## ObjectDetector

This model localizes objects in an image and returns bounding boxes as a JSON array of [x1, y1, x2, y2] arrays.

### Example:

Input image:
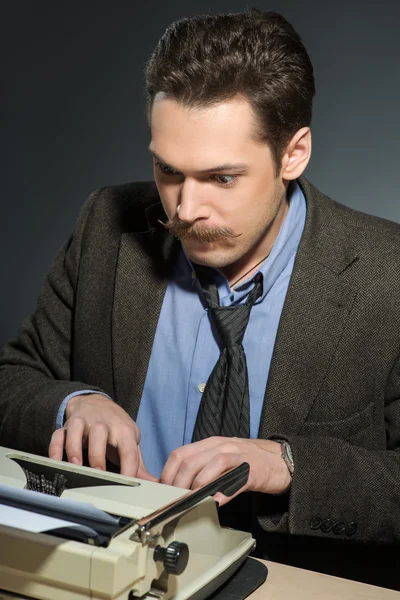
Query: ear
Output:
[[280, 127, 312, 181]]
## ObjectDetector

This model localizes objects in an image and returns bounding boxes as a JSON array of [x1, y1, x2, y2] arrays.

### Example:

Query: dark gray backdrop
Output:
[[2, 0, 400, 346]]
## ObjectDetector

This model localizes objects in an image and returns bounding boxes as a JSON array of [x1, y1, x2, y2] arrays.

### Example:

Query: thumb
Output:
[[214, 487, 244, 507], [137, 466, 159, 482], [137, 446, 159, 482]]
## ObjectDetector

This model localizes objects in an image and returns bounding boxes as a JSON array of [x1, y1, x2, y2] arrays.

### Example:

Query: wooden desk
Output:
[[250, 560, 399, 599]]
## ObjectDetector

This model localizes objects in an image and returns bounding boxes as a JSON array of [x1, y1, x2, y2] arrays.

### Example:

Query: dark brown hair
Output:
[[145, 9, 315, 173]]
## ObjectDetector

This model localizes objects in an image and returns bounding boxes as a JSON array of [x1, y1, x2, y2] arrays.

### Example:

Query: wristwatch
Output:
[[275, 439, 294, 476]]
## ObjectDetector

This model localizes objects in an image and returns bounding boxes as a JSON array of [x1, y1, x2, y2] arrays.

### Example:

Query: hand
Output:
[[160, 437, 291, 505], [48, 393, 157, 480]]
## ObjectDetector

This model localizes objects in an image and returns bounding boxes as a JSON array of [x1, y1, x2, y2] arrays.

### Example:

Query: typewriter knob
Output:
[[154, 541, 189, 575]]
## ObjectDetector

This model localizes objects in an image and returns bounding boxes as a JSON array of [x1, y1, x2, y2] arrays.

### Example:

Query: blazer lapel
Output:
[[112, 202, 179, 420], [259, 178, 359, 438]]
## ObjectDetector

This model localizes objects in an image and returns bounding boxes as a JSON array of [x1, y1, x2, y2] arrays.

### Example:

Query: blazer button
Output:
[[309, 517, 322, 530], [332, 521, 346, 535], [345, 522, 357, 536], [320, 519, 333, 533]]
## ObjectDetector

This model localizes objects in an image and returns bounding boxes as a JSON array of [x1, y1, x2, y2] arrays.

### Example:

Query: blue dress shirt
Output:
[[58, 182, 306, 479]]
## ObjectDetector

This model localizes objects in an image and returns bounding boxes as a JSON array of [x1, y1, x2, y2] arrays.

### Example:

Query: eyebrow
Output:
[[148, 148, 249, 174]]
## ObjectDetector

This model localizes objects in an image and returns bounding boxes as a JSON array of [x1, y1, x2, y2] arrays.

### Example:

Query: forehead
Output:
[[150, 95, 264, 165]]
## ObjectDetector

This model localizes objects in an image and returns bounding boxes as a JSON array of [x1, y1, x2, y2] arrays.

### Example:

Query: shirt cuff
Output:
[[55, 390, 112, 429]]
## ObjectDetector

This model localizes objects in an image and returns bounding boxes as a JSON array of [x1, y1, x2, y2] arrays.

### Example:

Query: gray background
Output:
[[1, 0, 399, 346]]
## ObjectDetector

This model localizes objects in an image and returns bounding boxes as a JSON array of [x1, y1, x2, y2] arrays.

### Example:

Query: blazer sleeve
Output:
[[0, 188, 108, 456], [257, 357, 400, 543]]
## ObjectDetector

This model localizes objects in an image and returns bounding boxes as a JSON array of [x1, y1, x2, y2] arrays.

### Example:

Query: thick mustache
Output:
[[160, 214, 240, 242]]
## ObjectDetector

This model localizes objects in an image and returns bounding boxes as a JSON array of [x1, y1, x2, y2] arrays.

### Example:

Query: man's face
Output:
[[149, 95, 289, 273]]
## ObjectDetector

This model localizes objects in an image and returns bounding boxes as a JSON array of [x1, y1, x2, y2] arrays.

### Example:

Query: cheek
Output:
[[216, 191, 268, 231]]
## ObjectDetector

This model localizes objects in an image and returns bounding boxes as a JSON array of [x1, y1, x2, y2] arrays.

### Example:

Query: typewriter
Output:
[[0, 445, 262, 599]]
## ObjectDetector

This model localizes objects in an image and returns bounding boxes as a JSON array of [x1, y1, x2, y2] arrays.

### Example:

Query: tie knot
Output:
[[195, 267, 263, 347], [210, 305, 251, 347], [205, 276, 263, 348]]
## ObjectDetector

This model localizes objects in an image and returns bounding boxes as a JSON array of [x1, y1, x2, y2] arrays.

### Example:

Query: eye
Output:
[[213, 174, 237, 187], [155, 161, 180, 176]]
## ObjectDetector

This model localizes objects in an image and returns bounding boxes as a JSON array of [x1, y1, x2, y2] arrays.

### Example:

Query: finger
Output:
[[87, 422, 109, 470], [165, 451, 210, 489], [161, 437, 226, 486], [48, 428, 66, 461], [214, 492, 223, 506], [160, 446, 187, 486], [117, 433, 141, 478], [64, 417, 87, 465], [136, 465, 159, 482], [162, 445, 229, 489], [213, 488, 243, 507], [136, 446, 159, 482], [191, 452, 241, 491]]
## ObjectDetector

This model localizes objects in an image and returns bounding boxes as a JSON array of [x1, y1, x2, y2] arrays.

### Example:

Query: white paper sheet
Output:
[[0, 503, 98, 538], [0, 482, 120, 540]]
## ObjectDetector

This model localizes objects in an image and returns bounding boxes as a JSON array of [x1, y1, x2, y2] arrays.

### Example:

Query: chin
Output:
[[183, 241, 238, 269]]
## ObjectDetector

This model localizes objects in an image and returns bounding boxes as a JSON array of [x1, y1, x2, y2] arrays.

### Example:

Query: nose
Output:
[[177, 179, 210, 223]]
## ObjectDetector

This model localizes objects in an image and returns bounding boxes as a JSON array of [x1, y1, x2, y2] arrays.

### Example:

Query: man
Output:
[[1, 9, 400, 589]]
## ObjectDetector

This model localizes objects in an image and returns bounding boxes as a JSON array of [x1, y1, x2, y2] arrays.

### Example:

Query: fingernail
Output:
[[71, 457, 80, 465]]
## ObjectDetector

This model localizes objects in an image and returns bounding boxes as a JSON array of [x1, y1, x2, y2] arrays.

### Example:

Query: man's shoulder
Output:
[[97, 181, 160, 205], [81, 181, 162, 234], [299, 177, 400, 253]]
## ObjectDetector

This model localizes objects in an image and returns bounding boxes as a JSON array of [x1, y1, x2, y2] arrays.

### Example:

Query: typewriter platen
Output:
[[0, 445, 257, 600]]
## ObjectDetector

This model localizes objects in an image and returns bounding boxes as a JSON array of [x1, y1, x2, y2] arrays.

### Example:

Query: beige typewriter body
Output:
[[0, 446, 255, 600]]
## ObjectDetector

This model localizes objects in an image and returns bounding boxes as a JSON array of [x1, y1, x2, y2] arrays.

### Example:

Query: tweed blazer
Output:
[[1, 176, 400, 587]]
